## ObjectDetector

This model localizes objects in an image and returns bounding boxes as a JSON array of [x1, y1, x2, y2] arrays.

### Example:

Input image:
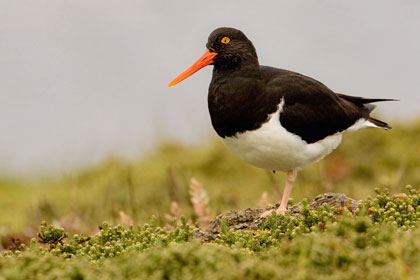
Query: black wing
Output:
[[261, 66, 390, 144]]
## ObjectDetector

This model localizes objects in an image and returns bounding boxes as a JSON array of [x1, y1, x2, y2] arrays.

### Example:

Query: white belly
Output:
[[222, 105, 343, 172]]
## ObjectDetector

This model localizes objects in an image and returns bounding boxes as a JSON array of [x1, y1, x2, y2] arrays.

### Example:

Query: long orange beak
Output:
[[168, 49, 218, 87]]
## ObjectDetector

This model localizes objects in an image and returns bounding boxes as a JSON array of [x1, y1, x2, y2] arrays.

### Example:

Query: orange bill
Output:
[[168, 49, 218, 87]]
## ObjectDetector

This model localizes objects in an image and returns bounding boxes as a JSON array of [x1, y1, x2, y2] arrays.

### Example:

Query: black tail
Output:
[[336, 93, 398, 105], [368, 117, 392, 130], [336, 93, 397, 130]]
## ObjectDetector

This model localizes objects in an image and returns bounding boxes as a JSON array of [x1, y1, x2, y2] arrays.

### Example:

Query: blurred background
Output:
[[1, 1, 419, 246]]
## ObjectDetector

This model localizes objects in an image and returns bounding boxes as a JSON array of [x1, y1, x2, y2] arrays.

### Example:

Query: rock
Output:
[[194, 192, 358, 241]]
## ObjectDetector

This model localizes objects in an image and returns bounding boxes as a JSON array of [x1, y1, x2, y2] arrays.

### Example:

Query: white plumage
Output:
[[222, 98, 377, 172]]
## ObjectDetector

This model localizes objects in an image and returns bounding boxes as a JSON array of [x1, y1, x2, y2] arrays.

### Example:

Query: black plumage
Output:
[[206, 28, 393, 144]]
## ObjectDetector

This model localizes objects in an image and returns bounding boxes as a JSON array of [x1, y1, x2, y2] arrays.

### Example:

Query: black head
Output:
[[168, 27, 258, 87], [206, 27, 258, 69]]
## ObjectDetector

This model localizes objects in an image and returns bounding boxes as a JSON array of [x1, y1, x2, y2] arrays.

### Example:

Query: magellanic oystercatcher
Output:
[[168, 27, 395, 217]]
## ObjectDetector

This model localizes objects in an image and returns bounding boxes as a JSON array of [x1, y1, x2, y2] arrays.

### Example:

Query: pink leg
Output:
[[261, 169, 298, 217]]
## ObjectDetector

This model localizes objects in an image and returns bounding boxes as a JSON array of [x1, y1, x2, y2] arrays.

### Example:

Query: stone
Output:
[[194, 192, 358, 241]]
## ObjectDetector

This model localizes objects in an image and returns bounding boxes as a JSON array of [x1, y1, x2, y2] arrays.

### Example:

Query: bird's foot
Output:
[[260, 209, 275, 218], [276, 208, 286, 215], [260, 207, 286, 218]]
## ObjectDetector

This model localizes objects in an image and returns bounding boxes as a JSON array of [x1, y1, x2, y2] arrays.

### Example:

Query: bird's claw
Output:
[[260, 208, 286, 218]]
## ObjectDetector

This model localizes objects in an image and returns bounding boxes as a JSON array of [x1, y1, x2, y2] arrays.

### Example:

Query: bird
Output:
[[168, 27, 394, 217]]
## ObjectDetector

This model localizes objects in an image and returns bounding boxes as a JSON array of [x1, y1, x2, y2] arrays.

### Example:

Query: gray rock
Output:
[[194, 192, 358, 241]]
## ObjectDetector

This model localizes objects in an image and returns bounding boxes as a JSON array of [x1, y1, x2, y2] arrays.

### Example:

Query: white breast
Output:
[[222, 99, 345, 172]]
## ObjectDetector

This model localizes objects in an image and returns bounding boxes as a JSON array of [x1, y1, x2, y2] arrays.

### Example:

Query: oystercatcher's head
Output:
[[168, 27, 258, 87]]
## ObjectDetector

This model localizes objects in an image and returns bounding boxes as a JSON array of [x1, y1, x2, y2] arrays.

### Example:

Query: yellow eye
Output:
[[221, 37, 230, 44]]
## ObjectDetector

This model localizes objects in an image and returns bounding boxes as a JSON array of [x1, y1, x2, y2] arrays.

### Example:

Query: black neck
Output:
[[208, 60, 277, 138], [212, 55, 260, 79]]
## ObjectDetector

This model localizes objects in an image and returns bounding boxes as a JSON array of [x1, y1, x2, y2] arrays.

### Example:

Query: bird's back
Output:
[[260, 66, 391, 143]]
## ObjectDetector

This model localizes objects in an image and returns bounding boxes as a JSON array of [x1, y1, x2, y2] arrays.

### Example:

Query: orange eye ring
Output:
[[221, 37, 230, 44]]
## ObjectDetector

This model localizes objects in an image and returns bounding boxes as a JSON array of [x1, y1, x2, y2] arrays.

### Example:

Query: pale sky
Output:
[[1, 0, 419, 174]]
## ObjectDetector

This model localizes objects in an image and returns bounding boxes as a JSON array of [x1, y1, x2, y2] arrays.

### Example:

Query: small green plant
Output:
[[37, 221, 68, 248]]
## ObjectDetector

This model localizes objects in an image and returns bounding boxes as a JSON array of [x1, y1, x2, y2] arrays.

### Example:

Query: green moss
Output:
[[2, 189, 420, 279]]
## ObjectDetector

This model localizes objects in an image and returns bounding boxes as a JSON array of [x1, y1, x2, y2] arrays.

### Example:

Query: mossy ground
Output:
[[2, 188, 420, 279], [1, 119, 420, 279]]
